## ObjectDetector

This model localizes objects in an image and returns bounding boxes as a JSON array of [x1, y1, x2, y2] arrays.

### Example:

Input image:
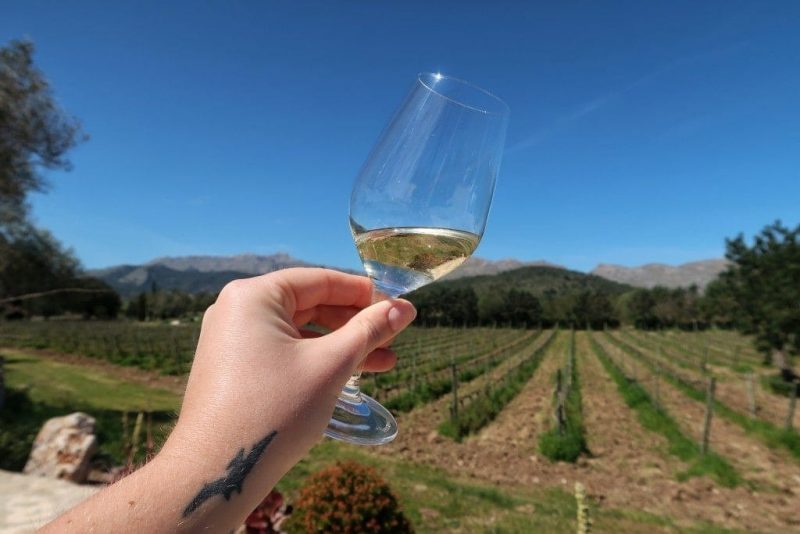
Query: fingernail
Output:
[[388, 301, 415, 331]]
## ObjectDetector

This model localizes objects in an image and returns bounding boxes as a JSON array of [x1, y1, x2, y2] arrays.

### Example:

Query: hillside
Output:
[[145, 253, 313, 274], [88, 264, 256, 297], [591, 259, 728, 289], [412, 265, 633, 300], [90, 253, 321, 297], [442, 257, 564, 279]]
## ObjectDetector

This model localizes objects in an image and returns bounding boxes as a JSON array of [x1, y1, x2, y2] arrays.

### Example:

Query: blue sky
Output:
[[3, 1, 799, 272]]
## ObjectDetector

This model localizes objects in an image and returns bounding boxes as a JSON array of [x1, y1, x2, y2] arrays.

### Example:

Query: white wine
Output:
[[352, 224, 480, 296]]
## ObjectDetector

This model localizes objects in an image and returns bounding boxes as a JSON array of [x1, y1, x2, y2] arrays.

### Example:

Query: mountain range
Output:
[[590, 260, 729, 290], [89, 254, 728, 297]]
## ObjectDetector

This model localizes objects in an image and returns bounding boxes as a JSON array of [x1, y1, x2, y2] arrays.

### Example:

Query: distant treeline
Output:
[[406, 283, 732, 330]]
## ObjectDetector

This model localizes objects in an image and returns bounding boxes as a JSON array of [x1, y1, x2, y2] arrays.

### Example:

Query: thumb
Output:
[[319, 299, 416, 371]]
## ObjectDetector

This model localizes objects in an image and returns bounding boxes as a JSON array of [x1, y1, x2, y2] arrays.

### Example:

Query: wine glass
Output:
[[324, 72, 509, 445]]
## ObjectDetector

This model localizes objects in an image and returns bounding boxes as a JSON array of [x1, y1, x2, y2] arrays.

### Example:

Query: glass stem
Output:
[[342, 288, 390, 402]]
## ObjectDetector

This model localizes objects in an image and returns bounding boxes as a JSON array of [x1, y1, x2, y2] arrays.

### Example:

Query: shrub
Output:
[[762, 373, 800, 397], [291, 461, 412, 533]]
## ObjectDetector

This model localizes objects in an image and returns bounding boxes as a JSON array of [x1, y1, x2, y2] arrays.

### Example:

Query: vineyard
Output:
[[2, 322, 800, 531]]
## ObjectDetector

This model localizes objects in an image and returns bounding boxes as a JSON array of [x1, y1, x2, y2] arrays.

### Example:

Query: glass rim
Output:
[[417, 72, 509, 116]]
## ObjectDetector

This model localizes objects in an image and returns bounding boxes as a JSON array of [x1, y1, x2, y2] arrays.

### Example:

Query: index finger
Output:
[[265, 267, 374, 314]]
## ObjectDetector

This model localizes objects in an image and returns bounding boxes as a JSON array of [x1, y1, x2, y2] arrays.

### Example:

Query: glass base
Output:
[[325, 392, 398, 445]]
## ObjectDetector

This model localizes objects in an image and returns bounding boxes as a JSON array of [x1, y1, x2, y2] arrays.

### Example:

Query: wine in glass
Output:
[[325, 72, 509, 445]]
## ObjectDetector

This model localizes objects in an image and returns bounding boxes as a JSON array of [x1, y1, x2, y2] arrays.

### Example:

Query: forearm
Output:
[[42, 423, 291, 533]]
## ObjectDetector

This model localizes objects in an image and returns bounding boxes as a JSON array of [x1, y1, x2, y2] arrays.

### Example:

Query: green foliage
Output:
[[409, 266, 628, 327], [589, 335, 741, 487], [539, 333, 588, 462], [291, 460, 412, 533], [502, 289, 543, 327], [0, 39, 85, 226], [538, 426, 585, 463], [718, 221, 800, 379], [569, 290, 616, 330], [0, 389, 42, 470], [762, 373, 800, 397], [123, 289, 215, 321], [622, 286, 703, 330], [0, 321, 199, 375], [408, 286, 478, 326]]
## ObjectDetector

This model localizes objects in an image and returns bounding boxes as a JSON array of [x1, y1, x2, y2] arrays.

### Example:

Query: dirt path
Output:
[[0, 346, 187, 395], [597, 333, 800, 530], [471, 330, 567, 450], [577, 333, 779, 531], [628, 331, 800, 429], [374, 331, 563, 483]]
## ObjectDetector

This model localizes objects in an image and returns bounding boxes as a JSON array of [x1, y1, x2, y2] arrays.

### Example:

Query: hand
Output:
[[43, 268, 417, 533], [169, 267, 417, 460]]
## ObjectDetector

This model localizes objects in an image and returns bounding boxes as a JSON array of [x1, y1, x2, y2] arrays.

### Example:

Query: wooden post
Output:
[[555, 369, 566, 435], [786, 380, 798, 431], [0, 355, 4, 411], [701, 346, 709, 374], [412, 338, 420, 393], [653, 365, 660, 409], [701, 377, 716, 454], [747, 372, 757, 418], [451, 363, 459, 425]]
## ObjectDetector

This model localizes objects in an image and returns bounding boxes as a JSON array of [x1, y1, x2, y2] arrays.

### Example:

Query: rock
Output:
[[24, 412, 98, 483]]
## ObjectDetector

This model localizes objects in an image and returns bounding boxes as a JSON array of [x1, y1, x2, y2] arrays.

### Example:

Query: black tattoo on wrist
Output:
[[182, 430, 278, 518]]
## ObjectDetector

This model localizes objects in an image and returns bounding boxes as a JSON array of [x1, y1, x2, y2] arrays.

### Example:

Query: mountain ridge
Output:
[[590, 259, 728, 289], [89, 253, 728, 297]]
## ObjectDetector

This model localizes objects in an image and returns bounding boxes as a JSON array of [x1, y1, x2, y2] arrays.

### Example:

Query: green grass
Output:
[[607, 333, 800, 463], [1, 350, 181, 470], [588, 335, 741, 488], [279, 440, 725, 533], [3, 350, 180, 412]]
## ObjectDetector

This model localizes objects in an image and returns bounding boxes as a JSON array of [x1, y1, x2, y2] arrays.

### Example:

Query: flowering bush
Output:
[[292, 461, 412, 533]]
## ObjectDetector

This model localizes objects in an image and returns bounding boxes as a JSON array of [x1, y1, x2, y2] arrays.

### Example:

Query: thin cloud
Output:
[[505, 42, 749, 155]]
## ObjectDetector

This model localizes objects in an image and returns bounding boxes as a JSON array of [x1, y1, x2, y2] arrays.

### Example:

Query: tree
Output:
[[700, 278, 738, 328], [0, 223, 78, 299], [720, 221, 800, 381], [410, 286, 478, 326], [503, 289, 542, 328], [625, 289, 657, 329], [0, 40, 85, 226], [569, 290, 617, 329], [0, 39, 110, 317]]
